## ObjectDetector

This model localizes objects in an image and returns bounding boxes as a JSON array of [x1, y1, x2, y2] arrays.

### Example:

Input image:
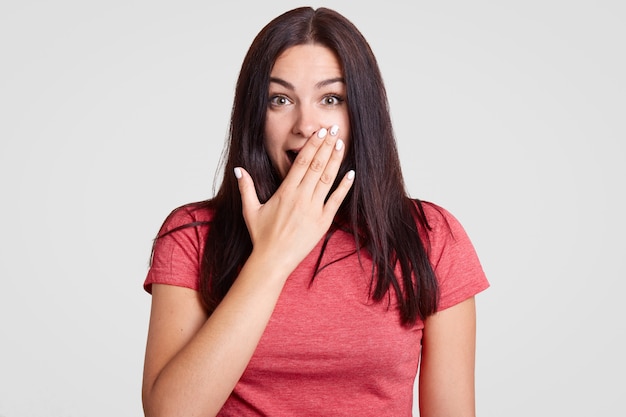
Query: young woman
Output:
[[142, 7, 488, 417]]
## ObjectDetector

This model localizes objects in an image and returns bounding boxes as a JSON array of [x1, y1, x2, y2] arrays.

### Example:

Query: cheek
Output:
[[263, 123, 277, 150], [337, 111, 350, 139], [263, 131, 281, 152], [264, 116, 284, 148], [340, 122, 351, 149], [262, 132, 284, 170]]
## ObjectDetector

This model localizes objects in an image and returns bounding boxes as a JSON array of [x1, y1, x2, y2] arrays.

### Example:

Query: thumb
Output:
[[234, 167, 261, 217]]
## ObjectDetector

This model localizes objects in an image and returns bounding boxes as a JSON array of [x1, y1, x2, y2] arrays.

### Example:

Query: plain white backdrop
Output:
[[1, 1, 624, 416]]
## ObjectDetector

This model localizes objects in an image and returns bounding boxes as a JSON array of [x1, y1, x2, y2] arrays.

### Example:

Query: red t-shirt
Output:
[[144, 201, 489, 416]]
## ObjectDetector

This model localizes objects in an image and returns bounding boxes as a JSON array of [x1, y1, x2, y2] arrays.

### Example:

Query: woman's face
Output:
[[264, 44, 350, 179]]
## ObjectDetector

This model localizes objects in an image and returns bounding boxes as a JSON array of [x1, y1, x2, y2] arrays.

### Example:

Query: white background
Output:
[[1, 1, 624, 416]]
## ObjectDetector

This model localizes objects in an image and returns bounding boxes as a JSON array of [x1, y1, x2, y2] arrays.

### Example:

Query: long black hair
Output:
[[162, 7, 439, 326]]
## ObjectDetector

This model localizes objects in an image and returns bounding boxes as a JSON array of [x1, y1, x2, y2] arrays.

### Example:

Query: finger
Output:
[[234, 167, 261, 219], [311, 137, 346, 202], [322, 169, 355, 218], [281, 127, 330, 188], [297, 128, 341, 191]]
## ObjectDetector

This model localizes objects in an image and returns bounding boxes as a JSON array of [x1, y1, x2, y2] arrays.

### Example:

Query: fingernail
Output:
[[335, 139, 344, 151], [347, 170, 355, 180], [317, 128, 328, 138], [234, 167, 242, 179], [330, 125, 339, 136]]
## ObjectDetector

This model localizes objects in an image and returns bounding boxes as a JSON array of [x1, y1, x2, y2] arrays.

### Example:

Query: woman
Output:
[[142, 6, 488, 417]]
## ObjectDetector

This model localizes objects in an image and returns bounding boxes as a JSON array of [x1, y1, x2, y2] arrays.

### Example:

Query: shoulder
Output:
[[145, 201, 214, 293], [413, 200, 489, 310], [414, 199, 476, 259], [156, 201, 214, 236], [411, 199, 463, 243]]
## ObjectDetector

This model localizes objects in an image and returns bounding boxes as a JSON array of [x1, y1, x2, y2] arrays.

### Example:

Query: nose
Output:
[[291, 104, 320, 138]]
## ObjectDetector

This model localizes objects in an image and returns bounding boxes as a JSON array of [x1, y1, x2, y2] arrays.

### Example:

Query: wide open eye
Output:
[[269, 95, 292, 106], [322, 95, 345, 106]]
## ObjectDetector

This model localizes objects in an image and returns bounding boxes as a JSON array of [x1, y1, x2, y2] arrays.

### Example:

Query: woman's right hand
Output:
[[234, 126, 354, 273], [143, 128, 354, 417]]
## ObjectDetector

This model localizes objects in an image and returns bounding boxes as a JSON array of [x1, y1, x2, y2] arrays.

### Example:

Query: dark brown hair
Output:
[[162, 7, 439, 326]]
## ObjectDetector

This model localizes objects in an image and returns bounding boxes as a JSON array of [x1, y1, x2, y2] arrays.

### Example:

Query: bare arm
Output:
[[418, 297, 478, 417], [142, 129, 353, 417], [142, 255, 293, 417]]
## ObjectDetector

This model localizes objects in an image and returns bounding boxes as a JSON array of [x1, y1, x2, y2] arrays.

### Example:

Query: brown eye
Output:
[[322, 95, 344, 106], [269, 95, 291, 106]]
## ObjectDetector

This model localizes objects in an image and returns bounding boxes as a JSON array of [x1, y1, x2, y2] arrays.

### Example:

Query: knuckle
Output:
[[238, 180, 249, 192], [319, 172, 332, 184], [295, 154, 309, 166], [309, 158, 324, 172]]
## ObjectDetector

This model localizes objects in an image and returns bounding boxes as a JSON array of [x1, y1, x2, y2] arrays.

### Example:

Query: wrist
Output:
[[243, 249, 295, 285]]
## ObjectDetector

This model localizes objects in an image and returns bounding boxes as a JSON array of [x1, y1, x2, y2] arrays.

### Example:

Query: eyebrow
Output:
[[269, 76, 345, 90]]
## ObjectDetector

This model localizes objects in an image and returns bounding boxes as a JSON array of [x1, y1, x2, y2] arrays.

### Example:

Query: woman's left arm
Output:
[[418, 297, 477, 417]]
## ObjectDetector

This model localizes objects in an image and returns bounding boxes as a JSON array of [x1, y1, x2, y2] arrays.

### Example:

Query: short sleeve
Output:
[[143, 204, 211, 294], [422, 203, 489, 311]]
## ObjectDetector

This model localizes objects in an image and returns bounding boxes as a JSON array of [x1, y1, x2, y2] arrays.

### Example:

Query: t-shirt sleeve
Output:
[[143, 205, 208, 294], [422, 203, 489, 311]]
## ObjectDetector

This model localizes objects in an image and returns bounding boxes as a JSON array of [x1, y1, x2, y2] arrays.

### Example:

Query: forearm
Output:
[[143, 252, 291, 417]]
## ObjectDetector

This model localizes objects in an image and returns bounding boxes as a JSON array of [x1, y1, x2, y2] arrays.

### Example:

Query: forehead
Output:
[[270, 44, 343, 80]]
